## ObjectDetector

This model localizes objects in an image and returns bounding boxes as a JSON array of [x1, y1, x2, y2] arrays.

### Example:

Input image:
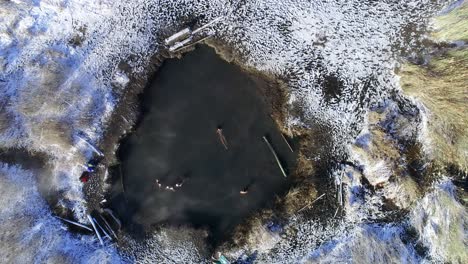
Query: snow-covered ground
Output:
[[0, 163, 121, 263], [0, 0, 466, 263]]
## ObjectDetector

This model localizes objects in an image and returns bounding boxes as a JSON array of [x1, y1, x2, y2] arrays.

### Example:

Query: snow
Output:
[[410, 178, 468, 263], [0, 163, 121, 263], [0, 0, 465, 263], [307, 224, 420, 264]]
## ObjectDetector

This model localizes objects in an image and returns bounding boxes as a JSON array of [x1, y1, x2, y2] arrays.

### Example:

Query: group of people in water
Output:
[[155, 178, 185, 192], [154, 127, 252, 195]]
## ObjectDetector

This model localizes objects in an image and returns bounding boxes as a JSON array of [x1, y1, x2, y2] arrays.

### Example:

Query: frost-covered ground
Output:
[[0, 163, 121, 263], [0, 0, 466, 263]]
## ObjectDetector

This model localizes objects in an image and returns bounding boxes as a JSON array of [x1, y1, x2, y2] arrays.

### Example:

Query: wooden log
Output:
[[103, 209, 122, 230], [99, 214, 118, 239], [169, 37, 193, 52], [92, 216, 112, 241], [76, 135, 104, 156], [164, 28, 191, 46], [263, 136, 287, 177], [87, 215, 104, 246], [171, 35, 212, 53], [54, 216, 93, 232]]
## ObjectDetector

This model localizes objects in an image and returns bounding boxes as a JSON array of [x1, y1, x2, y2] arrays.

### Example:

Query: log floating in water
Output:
[[54, 216, 93, 232], [92, 216, 112, 241], [263, 136, 287, 177], [99, 214, 118, 239], [103, 208, 122, 230], [281, 133, 294, 153]]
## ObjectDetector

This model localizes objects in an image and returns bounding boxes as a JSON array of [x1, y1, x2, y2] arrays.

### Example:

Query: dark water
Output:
[[110, 45, 296, 244]]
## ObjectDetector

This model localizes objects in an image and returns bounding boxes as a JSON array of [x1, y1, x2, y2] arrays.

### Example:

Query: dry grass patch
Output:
[[399, 48, 468, 171], [432, 2, 468, 42]]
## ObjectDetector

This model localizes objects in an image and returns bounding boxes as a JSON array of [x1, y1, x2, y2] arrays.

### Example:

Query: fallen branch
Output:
[[192, 16, 224, 35], [296, 193, 326, 213], [333, 207, 339, 218], [281, 133, 294, 153], [263, 136, 287, 177]]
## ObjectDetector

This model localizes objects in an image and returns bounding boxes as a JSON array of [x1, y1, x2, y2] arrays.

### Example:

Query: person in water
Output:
[[240, 185, 250, 195], [175, 179, 185, 188], [216, 127, 229, 150], [240, 178, 254, 195], [155, 179, 162, 188]]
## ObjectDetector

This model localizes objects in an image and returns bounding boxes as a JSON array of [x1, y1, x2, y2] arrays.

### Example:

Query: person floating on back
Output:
[[240, 180, 255, 195], [240, 185, 249, 195], [216, 127, 229, 150]]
